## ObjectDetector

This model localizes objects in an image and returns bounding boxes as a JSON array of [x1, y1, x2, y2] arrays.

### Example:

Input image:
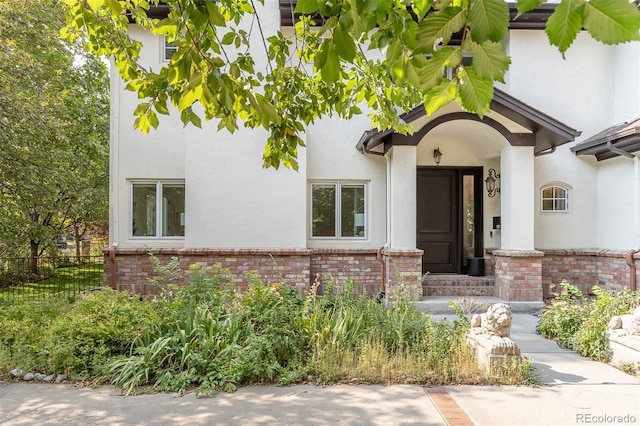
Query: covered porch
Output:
[[358, 89, 580, 301]]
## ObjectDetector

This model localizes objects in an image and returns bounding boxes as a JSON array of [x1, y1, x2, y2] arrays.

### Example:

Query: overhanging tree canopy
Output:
[[62, 0, 640, 169], [0, 0, 109, 267]]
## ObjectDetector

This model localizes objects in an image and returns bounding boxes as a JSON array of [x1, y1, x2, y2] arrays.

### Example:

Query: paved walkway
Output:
[[1, 314, 639, 425]]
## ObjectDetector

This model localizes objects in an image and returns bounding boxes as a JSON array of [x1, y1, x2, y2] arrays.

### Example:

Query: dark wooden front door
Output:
[[417, 167, 483, 274]]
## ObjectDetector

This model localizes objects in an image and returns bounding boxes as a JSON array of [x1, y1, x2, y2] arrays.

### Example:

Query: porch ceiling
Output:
[[571, 116, 640, 161], [357, 88, 581, 156]]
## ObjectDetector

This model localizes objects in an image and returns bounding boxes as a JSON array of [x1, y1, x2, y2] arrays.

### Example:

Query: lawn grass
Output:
[[0, 262, 104, 303]]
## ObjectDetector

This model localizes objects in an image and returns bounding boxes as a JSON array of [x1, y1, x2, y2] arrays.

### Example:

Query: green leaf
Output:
[[583, 0, 640, 45], [415, 47, 460, 92], [295, 0, 320, 14], [515, 0, 546, 17], [86, 0, 104, 12], [424, 79, 457, 115], [413, 0, 432, 21], [205, 2, 226, 26], [178, 73, 204, 111], [464, 40, 510, 82], [321, 45, 341, 83], [221, 32, 235, 45], [545, 0, 585, 53], [456, 67, 493, 117], [333, 26, 356, 61], [469, 0, 509, 42], [415, 7, 466, 54], [153, 18, 179, 36], [190, 111, 202, 128]]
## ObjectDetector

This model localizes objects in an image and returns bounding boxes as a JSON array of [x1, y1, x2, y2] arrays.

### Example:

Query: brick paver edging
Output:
[[426, 387, 475, 426]]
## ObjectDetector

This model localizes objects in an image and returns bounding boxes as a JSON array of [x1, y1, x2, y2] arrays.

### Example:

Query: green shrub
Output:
[[538, 281, 640, 361], [0, 289, 158, 378], [0, 298, 70, 373], [41, 289, 159, 376]]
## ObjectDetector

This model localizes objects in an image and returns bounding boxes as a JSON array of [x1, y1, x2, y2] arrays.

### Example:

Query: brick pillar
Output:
[[383, 248, 424, 301], [493, 250, 544, 301]]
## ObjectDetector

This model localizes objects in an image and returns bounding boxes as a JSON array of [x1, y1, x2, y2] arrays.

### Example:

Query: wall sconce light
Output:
[[433, 147, 442, 166], [485, 168, 501, 197]]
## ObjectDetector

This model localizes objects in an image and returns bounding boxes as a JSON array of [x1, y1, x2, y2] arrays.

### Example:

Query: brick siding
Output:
[[493, 250, 544, 301], [104, 247, 639, 301], [540, 249, 639, 297], [104, 247, 424, 299]]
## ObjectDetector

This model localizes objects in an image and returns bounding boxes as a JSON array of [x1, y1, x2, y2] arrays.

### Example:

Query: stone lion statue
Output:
[[470, 303, 513, 338], [608, 307, 640, 337]]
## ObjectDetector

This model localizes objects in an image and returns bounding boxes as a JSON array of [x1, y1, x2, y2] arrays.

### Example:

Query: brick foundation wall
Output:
[[540, 249, 638, 297], [596, 251, 635, 292], [310, 249, 382, 296], [541, 250, 598, 298], [105, 248, 312, 295], [384, 249, 424, 301], [493, 250, 544, 301], [104, 247, 423, 298]]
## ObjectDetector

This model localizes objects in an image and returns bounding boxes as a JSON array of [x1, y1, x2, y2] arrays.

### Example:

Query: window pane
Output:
[[555, 199, 566, 211], [132, 184, 156, 236], [542, 200, 554, 211], [542, 187, 554, 199], [341, 185, 365, 237], [164, 37, 177, 61], [162, 184, 185, 237], [312, 185, 336, 237]]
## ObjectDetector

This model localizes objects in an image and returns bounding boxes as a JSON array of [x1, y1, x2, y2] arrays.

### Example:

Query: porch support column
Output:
[[388, 145, 417, 248], [495, 145, 543, 302], [500, 145, 535, 250], [385, 145, 422, 301]]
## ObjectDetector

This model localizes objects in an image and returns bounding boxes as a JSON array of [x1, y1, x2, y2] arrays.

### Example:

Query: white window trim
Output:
[[540, 184, 570, 213], [161, 35, 178, 63], [130, 180, 185, 239], [309, 181, 368, 240]]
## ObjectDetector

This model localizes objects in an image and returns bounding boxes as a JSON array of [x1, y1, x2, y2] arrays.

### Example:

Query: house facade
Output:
[[105, 1, 640, 301]]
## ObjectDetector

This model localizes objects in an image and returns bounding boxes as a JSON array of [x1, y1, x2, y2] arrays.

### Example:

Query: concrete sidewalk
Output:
[[447, 314, 640, 426], [1, 313, 639, 425]]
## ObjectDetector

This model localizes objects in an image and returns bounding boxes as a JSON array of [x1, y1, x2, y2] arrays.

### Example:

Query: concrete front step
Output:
[[415, 296, 544, 315]]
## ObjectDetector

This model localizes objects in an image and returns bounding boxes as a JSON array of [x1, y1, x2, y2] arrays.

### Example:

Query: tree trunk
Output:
[[29, 239, 39, 275], [74, 224, 81, 263]]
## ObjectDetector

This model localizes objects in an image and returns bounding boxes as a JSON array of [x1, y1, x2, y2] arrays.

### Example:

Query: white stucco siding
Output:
[[504, 30, 615, 135], [505, 30, 619, 250], [110, 28, 187, 248], [184, 125, 307, 248], [534, 145, 598, 248], [613, 43, 640, 123], [306, 115, 387, 248], [597, 157, 638, 249]]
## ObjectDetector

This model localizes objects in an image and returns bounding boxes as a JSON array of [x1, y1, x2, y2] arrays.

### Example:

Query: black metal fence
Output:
[[0, 255, 105, 303]]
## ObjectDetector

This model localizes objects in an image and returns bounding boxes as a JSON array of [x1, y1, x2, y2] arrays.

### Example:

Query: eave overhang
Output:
[[356, 88, 581, 156], [133, 3, 556, 30], [571, 118, 640, 161], [280, 2, 557, 29]]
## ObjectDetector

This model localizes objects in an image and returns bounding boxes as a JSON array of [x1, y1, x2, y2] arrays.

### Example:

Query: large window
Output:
[[311, 182, 366, 239], [131, 181, 185, 238], [541, 185, 569, 212]]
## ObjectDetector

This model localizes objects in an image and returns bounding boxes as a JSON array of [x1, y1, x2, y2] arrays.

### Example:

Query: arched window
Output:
[[541, 185, 569, 212]]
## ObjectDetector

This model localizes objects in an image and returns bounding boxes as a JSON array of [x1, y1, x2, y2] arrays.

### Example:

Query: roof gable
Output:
[[357, 88, 580, 155]]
